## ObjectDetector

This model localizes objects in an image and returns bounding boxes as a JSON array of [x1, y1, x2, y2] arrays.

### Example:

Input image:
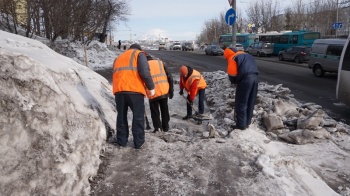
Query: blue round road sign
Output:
[[225, 8, 236, 26]]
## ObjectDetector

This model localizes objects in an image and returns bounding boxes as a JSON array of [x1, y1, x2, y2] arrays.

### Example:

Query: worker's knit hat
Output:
[[179, 65, 188, 77], [129, 44, 142, 50]]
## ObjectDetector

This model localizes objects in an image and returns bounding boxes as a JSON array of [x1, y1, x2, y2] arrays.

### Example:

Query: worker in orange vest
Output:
[[223, 47, 259, 130], [179, 65, 207, 123], [145, 54, 174, 133], [112, 44, 155, 149]]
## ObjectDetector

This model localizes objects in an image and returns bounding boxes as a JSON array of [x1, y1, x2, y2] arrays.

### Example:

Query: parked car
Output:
[[170, 42, 181, 50], [246, 41, 273, 57], [205, 45, 223, 56], [229, 43, 245, 51], [182, 42, 194, 51], [278, 46, 311, 63], [308, 38, 346, 77]]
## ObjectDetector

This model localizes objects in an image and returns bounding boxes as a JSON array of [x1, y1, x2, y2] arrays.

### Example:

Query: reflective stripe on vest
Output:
[[113, 50, 138, 73], [227, 51, 245, 77], [184, 70, 207, 96], [112, 49, 146, 95], [147, 59, 169, 99]]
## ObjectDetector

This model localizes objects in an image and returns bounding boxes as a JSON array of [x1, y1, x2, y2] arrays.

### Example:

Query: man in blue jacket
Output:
[[224, 47, 259, 130]]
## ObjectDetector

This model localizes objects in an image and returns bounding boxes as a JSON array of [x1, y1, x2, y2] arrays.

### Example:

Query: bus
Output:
[[336, 34, 350, 107], [218, 33, 257, 50], [258, 30, 321, 55]]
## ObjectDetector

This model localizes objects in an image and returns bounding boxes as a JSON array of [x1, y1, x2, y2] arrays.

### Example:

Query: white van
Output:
[[336, 35, 350, 107], [308, 39, 346, 77]]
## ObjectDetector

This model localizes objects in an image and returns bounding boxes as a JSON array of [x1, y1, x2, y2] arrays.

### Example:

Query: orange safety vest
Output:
[[226, 51, 245, 77], [182, 70, 207, 96], [146, 59, 169, 99], [112, 49, 146, 95]]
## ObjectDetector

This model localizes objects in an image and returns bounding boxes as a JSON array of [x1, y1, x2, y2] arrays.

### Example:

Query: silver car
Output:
[[205, 45, 223, 56], [246, 41, 273, 57], [229, 43, 245, 51]]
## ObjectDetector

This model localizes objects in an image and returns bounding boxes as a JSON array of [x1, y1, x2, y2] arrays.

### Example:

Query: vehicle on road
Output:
[[170, 42, 181, 50], [182, 42, 194, 51], [308, 38, 346, 77], [336, 34, 350, 107], [219, 33, 257, 50], [229, 43, 245, 51], [246, 41, 273, 57], [159, 43, 166, 50], [278, 46, 311, 63], [205, 45, 223, 56], [258, 30, 320, 55]]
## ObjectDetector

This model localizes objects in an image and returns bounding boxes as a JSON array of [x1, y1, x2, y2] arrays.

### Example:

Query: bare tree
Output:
[[291, 0, 307, 30], [97, 0, 129, 43], [246, 1, 261, 33], [196, 10, 231, 46], [0, 0, 130, 43], [0, 0, 20, 34]]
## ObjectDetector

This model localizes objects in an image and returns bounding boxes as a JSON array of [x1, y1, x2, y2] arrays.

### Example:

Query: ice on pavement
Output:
[[0, 30, 350, 196]]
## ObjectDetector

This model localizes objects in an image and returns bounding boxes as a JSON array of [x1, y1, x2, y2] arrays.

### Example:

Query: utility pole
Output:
[[232, 0, 237, 47]]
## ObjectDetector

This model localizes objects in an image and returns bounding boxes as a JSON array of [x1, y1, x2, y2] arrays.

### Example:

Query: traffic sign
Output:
[[332, 22, 343, 29], [225, 8, 236, 26]]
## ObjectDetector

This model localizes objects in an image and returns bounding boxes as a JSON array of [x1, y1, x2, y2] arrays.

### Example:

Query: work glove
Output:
[[169, 91, 174, 99], [179, 89, 184, 95], [149, 89, 155, 97]]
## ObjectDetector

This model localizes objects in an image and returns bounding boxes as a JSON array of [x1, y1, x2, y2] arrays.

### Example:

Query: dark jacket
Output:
[[229, 53, 259, 84]]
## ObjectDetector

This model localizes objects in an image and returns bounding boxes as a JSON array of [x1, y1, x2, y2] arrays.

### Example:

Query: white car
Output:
[[170, 42, 181, 50]]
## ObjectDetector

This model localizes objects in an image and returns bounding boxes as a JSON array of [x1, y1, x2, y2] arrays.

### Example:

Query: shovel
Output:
[[180, 94, 212, 120]]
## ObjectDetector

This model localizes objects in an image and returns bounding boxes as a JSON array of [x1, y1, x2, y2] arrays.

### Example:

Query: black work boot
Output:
[[152, 128, 162, 133], [182, 115, 192, 120]]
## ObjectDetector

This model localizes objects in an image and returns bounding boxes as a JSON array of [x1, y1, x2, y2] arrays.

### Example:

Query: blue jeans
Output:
[[186, 89, 205, 116], [235, 74, 258, 127]]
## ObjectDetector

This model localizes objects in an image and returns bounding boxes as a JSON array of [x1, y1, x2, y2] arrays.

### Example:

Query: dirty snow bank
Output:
[[0, 30, 116, 195], [49, 40, 118, 70]]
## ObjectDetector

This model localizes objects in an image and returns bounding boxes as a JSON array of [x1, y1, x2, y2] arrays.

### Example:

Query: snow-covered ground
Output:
[[1, 30, 350, 196]]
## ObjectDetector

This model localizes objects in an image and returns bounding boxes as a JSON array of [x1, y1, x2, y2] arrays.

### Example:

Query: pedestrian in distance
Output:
[[112, 44, 155, 149], [145, 54, 174, 133], [118, 40, 121, 50], [179, 65, 207, 123], [223, 47, 259, 130]]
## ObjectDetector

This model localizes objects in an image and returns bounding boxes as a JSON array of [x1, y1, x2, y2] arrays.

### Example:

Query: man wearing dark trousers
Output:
[[112, 44, 155, 149], [146, 54, 174, 133], [223, 47, 259, 130], [179, 65, 207, 123]]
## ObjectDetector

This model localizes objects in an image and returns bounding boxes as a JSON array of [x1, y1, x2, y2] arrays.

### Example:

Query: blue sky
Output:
[[113, 0, 249, 41]]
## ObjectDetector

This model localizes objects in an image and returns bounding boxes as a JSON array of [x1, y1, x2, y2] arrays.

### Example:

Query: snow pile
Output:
[[0, 30, 116, 195], [204, 71, 350, 144], [49, 40, 118, 70]]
